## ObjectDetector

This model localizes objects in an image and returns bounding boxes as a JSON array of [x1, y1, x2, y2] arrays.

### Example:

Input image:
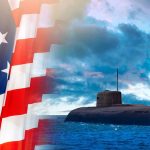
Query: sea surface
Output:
[[39, 116, 150, 150]]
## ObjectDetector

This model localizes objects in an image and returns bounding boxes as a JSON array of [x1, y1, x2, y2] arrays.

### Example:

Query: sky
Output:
[[33, 0, 150, 115]]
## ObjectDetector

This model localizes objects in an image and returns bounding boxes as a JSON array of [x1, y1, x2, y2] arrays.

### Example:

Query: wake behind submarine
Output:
[[65, 70, 150, 126]]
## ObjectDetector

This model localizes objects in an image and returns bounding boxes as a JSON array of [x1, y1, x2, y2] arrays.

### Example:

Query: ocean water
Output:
[[41, 116, 150, 150]]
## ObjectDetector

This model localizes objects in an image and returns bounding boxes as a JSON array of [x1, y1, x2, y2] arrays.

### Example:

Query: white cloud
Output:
[[87, 0, 132, 23], [122, 83, 150, 101], [28, 82, 150, 116], [28, 96, 95, 115], [87, 0, 150, 32]]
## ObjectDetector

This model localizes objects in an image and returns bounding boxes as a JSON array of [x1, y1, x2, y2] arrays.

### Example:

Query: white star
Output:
[[1, 62, 10, 79], [0, 32, 8, 45]]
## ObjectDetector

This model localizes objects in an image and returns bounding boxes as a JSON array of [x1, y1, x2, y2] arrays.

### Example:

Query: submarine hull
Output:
[[65, 105, 150, 126]]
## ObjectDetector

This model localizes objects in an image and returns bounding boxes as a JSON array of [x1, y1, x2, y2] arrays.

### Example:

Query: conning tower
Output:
[[96, 90, 122, 107]]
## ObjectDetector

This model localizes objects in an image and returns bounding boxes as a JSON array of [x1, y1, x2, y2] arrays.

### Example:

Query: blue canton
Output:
[[0, 0, 16, 94]]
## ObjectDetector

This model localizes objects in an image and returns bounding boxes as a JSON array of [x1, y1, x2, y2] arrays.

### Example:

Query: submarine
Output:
[[65, 70, 150, 126]]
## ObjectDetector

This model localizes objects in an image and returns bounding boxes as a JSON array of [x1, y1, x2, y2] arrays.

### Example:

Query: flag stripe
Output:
[[12, 27, 58, 65], [16, 14, 39, 40], [15, 4, 56, 40], [8, 0, 21, 10], [0, 114, 38, 144], [8, 51, 52, 91], [2, 76, 53, 118], [7, 64, 32, 91], [0, 129, 38, 150], [0, 119, 53, 150], [12, 0, 58, 27], [0, 95, 5, 115]]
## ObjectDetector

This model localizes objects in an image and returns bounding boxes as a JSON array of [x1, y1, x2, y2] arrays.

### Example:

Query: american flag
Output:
[[0, 0, 58, 149]]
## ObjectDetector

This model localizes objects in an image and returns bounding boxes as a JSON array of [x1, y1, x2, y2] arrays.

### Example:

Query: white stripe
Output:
[[28, 103, 41, 115], [0, 114, 38, 144], [16, 14, 39, 40], [8, 0, 21, 10], [25, 114, 39, 130], [38, 4, 55, 28], [0, 94, 5, 115], [2, 63, 32, 106], [7, 64, 32, 91], [31, 52, 50, 77], [12, 30, 18, 53], [6, 52, 50, 92]]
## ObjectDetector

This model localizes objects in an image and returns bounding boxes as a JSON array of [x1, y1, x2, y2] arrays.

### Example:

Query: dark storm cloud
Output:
[[118, 24, 146, 44], [73, 26, 119, 52], [54, 23, 149, 69], [53, 24, 119, 61]]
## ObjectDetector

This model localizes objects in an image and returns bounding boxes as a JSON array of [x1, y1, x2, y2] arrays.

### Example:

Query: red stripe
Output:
[[35, 119, 54, 145], [35, 27, 59, 53], [12, 27, 59, 65], [0, 119, 53, 150], [1, 76, 54, 118], [28, 74, 54, 104], [12, 0, 58, 26], [12, 38, 35, 65]]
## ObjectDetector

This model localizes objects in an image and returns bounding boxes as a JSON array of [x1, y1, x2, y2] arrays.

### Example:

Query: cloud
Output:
[[51, 23, 149, 69], [118, 24, 146, 44], [43, 1, 150, 115], [87, 0, 150, 32], [53, 0, 90, 21], [122, 82, 150, 101], [50, 25, 120, 65], [48, 23, 150, 106], [87, 0, 132, 23], [29, 95, 95, 115]]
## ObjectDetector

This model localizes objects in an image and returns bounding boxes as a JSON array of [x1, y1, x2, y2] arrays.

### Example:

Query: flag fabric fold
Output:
[[0, 0, 58, 149]]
